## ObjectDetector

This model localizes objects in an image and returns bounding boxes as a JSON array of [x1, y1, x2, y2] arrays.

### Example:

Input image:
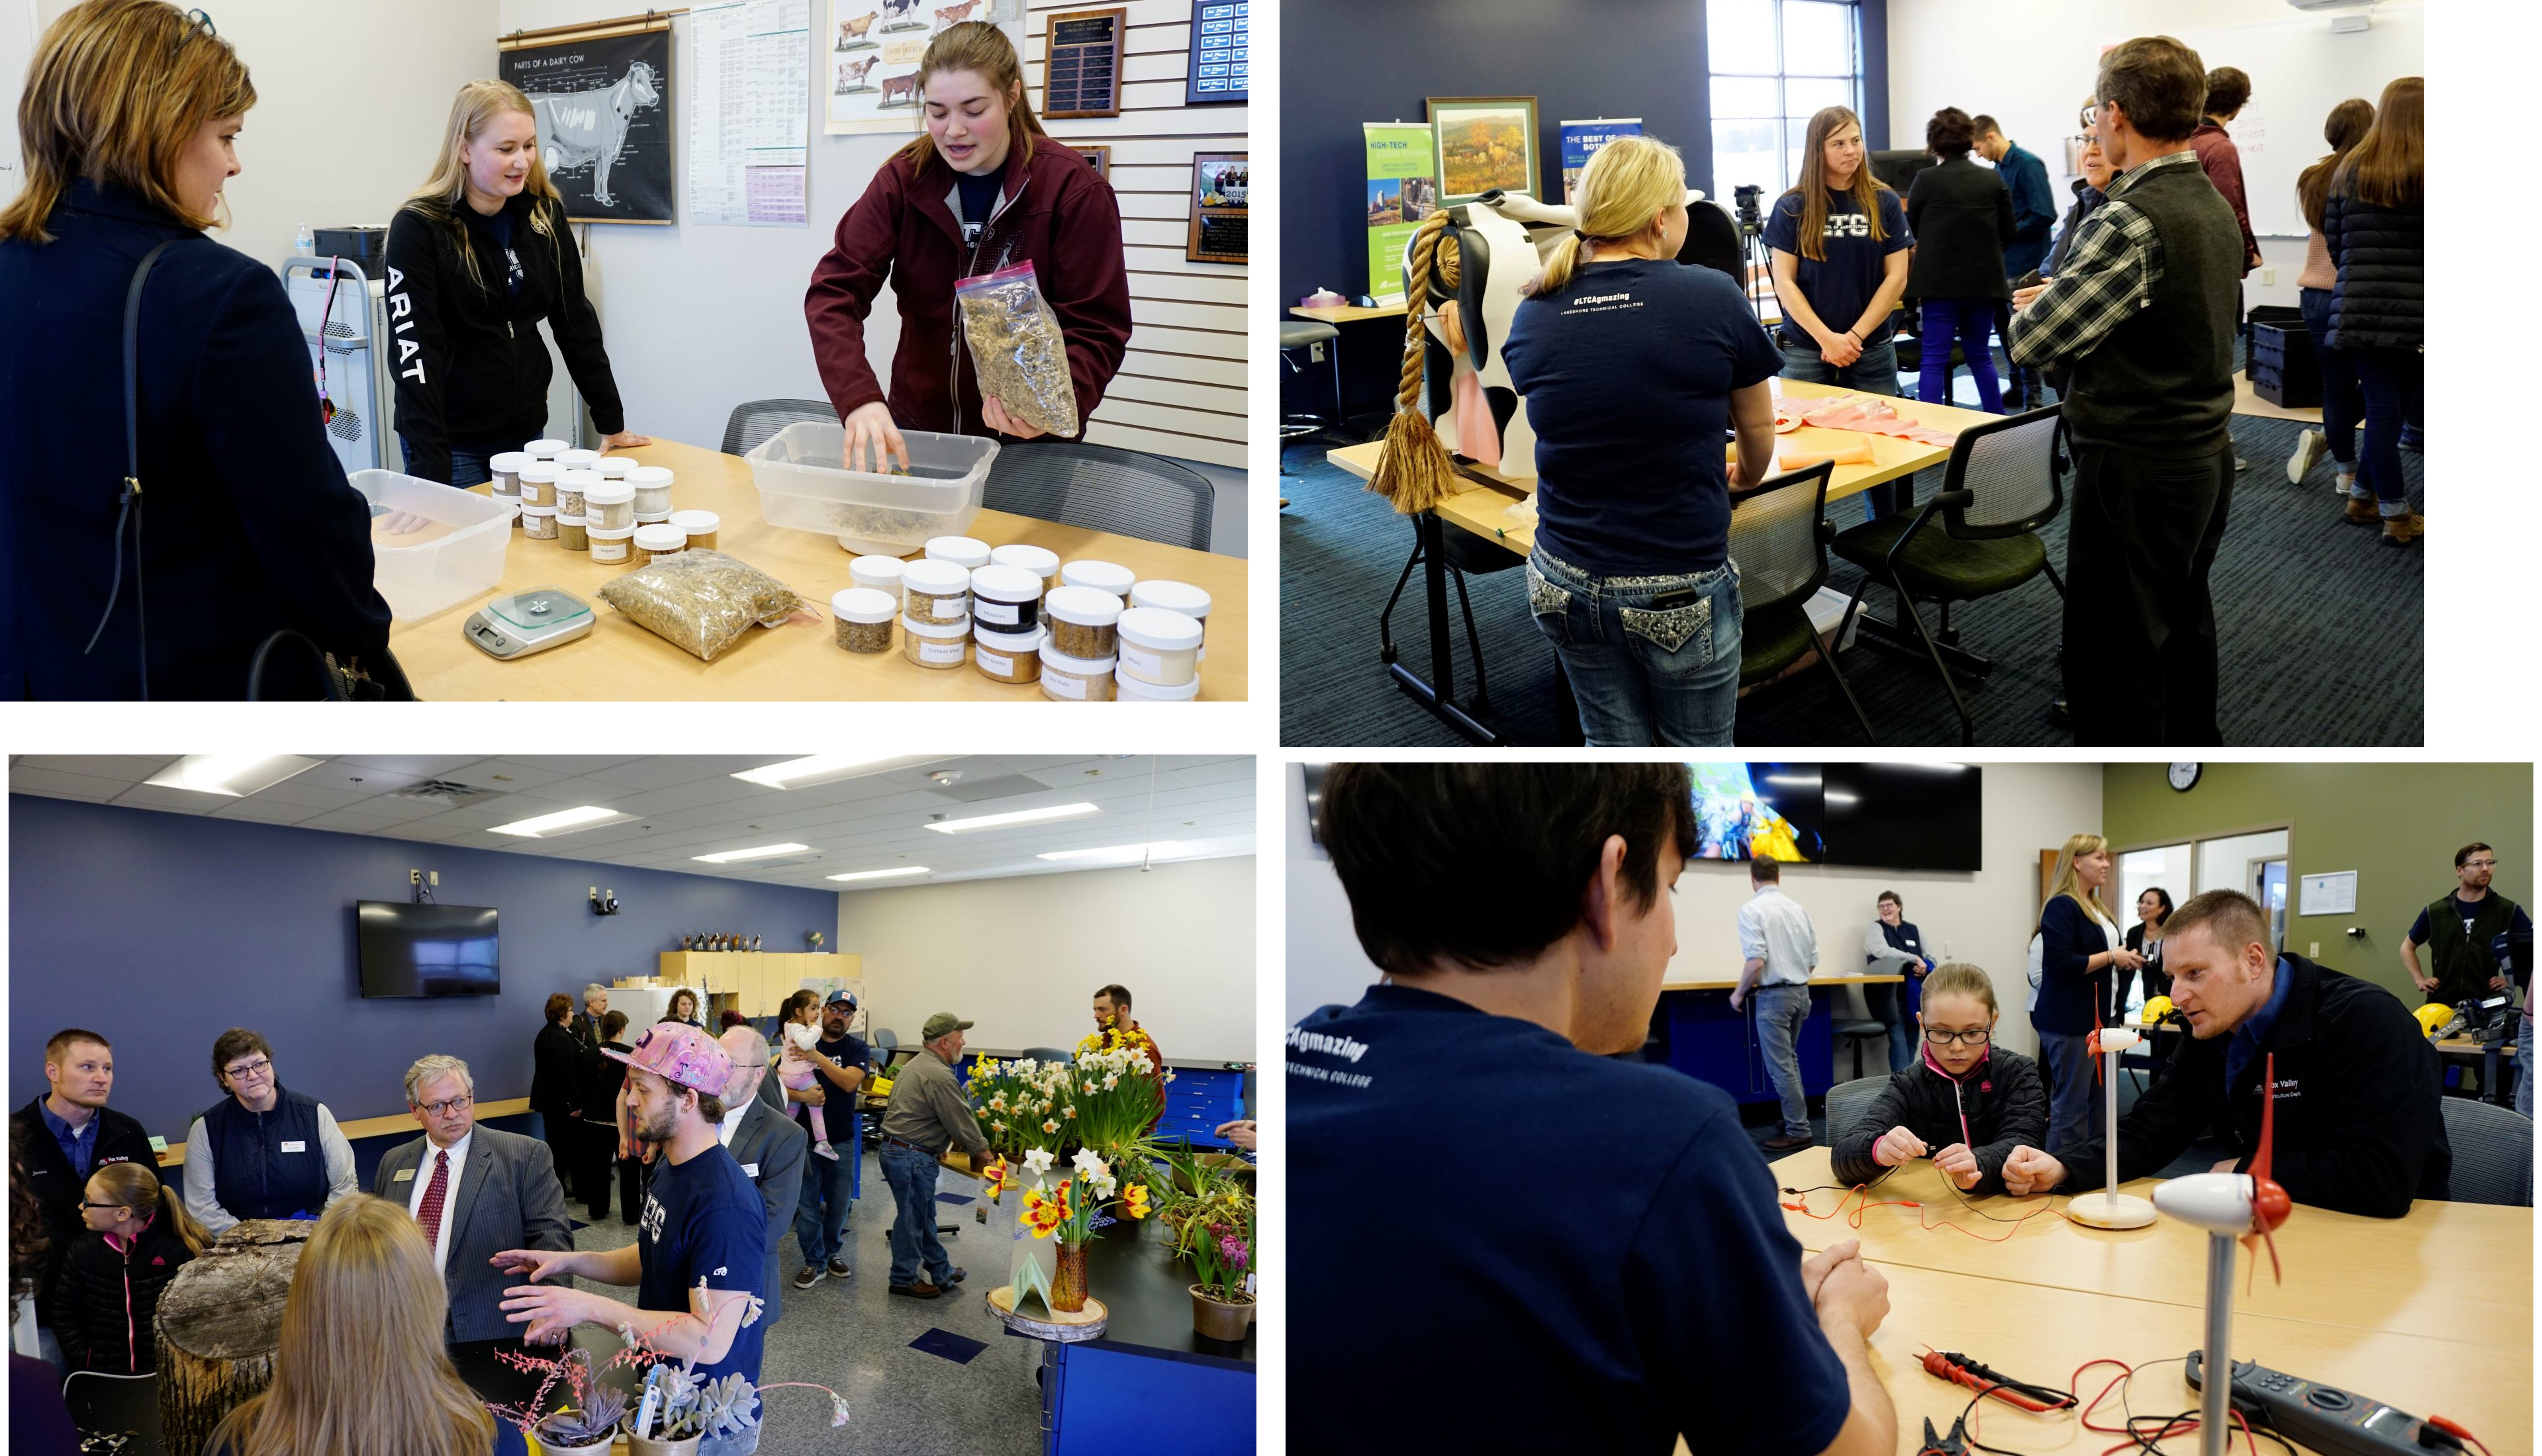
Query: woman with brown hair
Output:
[[2323, 77, 2424, 546], [1763, 106, 1914, 518], [0, 0, 395, 701], [528, 993, 583, 1201], [203, 1196, 527, 1456], [384, 81, 647, 487], [2284, 97, 2376, 496], [806, 21, 1131, 471]]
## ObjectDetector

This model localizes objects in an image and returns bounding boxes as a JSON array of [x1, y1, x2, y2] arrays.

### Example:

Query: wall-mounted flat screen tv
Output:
[[355, 901, 500, 997], [1687, 763, 1982, 872]]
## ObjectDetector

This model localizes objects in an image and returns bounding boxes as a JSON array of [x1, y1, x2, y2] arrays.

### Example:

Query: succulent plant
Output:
[[537, 1383, 628, 1445]]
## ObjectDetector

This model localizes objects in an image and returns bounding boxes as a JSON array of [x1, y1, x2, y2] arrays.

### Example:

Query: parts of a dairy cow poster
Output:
[[498, 24, 676, 224]]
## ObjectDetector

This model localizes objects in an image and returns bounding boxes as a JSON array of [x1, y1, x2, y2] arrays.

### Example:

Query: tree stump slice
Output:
[[156, 1219, 312, 1454]]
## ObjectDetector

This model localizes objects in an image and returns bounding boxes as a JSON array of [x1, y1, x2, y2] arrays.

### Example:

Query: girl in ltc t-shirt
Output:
[[1763, 105, 1913, 518]]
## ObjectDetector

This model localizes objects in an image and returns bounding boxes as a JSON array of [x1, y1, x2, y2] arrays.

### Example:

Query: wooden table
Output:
[[387, 438, 1248, 700], [1767, 1148, 2534, 1345], [1661, 972, 1903, 993], [1682, 1261, 2531, 1456], [1289, 301, 1408, 325]]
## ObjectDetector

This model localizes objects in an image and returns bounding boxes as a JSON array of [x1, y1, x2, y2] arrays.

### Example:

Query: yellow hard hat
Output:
[[2140, 995, 2174, 1025], [2412, 1003, 2453, 1038]]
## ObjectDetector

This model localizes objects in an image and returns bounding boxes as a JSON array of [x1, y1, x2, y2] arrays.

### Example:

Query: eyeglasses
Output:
[[2465, 860, 2498, 871], [222, 1057, 273, 1081], [415, 1096, 475, 1117], [79, 1201, 130, 1211], [1924, 1028, 1993, 1047], [2079, 103, 2103, 130], [173, 8, 214, 54]]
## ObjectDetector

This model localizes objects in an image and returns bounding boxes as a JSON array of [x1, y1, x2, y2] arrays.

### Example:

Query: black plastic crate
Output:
[[2252, 320, 2321, 409], [2245, 304, 2304, 380]]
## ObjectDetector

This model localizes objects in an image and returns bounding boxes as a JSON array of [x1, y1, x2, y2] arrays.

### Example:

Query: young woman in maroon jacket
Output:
[[806, 22, 1133, 472]]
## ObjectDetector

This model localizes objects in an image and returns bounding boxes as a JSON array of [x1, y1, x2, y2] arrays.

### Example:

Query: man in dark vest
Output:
[[2401, 842, 2531, 1007], [12, 1028, 156, 1364], [179, 1028, 357, 1237], [2009, 34, 2243, 745]]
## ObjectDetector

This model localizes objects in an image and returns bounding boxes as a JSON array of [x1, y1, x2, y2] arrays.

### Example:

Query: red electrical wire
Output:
[[1780, 1180, 2062, 1242], [2075, 1357, 2269, 1456]]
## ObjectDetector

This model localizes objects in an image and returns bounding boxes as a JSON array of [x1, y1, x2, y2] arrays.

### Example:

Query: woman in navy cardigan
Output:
[[0, 1, 394, 700], [2033, 833, 2143, 1151]]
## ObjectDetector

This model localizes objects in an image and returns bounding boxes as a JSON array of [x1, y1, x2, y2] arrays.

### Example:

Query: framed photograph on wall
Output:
[[1072, 144, 1112, 181], [1187, 152, 1247, 264], [498, 24, 675, 223], [1427, 95, 1540, 206]]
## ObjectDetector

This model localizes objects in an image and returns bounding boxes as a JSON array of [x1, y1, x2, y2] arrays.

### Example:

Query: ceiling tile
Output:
[[7, 767, 129, 802]]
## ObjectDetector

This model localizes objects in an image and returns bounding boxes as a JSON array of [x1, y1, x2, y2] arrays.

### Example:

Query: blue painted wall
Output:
[[1280, 0, 1888, 418], [8, 795, 839, 1144]]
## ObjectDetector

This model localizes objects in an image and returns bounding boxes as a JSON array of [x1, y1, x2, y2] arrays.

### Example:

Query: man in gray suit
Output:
[[374, 1054, 571, 1400], [715, 1028, 808, 1325]]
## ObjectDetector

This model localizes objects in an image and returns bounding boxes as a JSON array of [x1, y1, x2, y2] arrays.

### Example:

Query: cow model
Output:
[[835, 55, 880, 93], [878, 71, 923, 107], [528, 60, 661, 208], [835, 11, 878, 47], [881, 0, 925, 28], [935, 1, 980, 25]]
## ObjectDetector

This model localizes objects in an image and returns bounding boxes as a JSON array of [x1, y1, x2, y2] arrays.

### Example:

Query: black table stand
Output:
[[1378, 510, 1503, 745]]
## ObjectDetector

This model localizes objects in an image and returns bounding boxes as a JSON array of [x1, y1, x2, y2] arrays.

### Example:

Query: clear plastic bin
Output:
[[742, 422, 1000, 556], [348, 469, 518, 621]]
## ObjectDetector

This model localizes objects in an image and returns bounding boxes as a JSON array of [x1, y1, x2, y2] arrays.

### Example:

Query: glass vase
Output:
[[1051, 1238, 1090, 1312]]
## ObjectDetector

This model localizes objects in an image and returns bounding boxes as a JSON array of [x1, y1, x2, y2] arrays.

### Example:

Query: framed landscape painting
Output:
[[1427, 95, 1540, 205]]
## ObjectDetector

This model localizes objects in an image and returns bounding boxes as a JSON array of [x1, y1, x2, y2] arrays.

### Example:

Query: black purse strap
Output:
[[84, 238, 181, 696]]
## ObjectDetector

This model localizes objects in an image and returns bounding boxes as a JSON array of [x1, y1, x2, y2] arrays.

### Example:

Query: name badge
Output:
[[281, 1140, 307, 1153], [742, 1162, 760, 1177], [393, 1168, 416, 1182]]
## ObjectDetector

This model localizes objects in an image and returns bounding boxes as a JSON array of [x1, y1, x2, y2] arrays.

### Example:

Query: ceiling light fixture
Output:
[[489, 805, 630, 838], [143, 754, 322, 798], [826, 866, 931, 882], [731, 754, 937, 790], [1037, 841, 1190, 864], [925, 802, 1101, 834], [692, 842, 813, 864]]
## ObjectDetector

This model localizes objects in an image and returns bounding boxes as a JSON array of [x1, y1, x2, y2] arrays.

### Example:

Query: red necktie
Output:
[[416, 1149, 451, 1253]]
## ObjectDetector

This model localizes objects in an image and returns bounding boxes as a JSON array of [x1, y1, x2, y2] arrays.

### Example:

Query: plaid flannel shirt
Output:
[[2008, 150, 2203, 372]]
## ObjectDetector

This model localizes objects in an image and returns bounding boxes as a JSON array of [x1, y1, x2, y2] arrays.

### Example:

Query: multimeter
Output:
[[463, 587, 594, 659], [2186, 1352, 2471, 1455]]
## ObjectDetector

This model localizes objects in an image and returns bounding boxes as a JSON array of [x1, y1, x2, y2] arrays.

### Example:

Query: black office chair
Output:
[[722, 397, 839, 456], [2439, 1097, 2534, 1207], [982, 441, 1215, 551], [64, 1369, 165, 1455], [1832, 984, 1892, 1081], [1829, 405, 2067, 745], [1725, 459, 1875, 743], [1822, 1075, 1889, 1147]]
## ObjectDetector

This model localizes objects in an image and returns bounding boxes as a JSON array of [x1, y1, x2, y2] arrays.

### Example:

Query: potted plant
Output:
[[532, 1383, 626, 1456], [1187, 1218, 1254, 1342], [624, 1363, 851, 1454], [970, 1047, 1166, 1299]]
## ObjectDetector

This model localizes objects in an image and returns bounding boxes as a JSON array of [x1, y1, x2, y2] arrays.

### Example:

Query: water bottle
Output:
[[293, 225, 315, 257]]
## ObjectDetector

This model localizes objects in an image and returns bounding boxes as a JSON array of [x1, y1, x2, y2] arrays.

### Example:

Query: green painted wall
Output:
[[2102, 763, 2533, 1000]]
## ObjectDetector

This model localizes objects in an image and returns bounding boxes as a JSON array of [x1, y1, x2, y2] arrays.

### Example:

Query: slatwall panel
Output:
[[1026, 0, 1247, 469]]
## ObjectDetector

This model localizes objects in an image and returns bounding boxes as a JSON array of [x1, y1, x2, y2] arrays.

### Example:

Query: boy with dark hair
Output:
[[2011, 35, 2244, 746], [1293, 764, 1897, 1456]]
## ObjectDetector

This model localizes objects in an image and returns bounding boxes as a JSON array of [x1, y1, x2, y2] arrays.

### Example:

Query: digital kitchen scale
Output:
[[464, 587, 594, 659]]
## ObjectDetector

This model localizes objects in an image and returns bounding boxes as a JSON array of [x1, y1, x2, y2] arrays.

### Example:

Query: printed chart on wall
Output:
[[1364, 122, 1433, 306], [690, 0, 812, 226], [497, 26, 676, 223], [825, 0, 1025, 134]]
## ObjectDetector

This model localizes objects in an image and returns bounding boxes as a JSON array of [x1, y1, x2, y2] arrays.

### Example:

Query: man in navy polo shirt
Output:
[[1292, 763, 1899, 1456]]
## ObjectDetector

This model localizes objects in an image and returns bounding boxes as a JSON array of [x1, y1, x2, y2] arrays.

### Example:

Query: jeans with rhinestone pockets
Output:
[[1526, 544, 1742, 747]]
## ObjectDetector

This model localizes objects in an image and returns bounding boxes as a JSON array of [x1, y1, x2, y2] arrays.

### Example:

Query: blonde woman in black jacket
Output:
[[1830, 962, 2047, 1196], [385, 81, 647, 486]]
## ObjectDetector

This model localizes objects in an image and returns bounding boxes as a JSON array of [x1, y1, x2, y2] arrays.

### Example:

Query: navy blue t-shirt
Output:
[[1502, 257, 1783, 577], [791, 1031, 872, 1145], [637, 1142, 767, 1385], [1290, 982, 1851, 1455], [1762, 185, 1911, 350], [2408, 895, 2533, 949], [461, 199, 525, 300], [955, 160, 1008, 248]]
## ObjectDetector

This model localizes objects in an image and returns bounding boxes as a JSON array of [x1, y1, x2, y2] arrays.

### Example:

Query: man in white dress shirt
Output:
[[1731, 858, 1821, 1151], [371, 1054, 571, 1398]]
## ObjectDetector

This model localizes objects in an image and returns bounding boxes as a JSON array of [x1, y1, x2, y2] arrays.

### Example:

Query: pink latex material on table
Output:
[[1451, 369, 1503, 468], [1798, 394, 1961, 447]]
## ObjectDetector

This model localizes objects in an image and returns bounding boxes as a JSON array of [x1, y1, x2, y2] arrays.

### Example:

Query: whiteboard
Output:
[[2177, 4, 2422, 238]]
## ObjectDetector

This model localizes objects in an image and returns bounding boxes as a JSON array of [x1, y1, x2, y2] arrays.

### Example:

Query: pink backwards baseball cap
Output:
[[604, 1022, 734, 1097]]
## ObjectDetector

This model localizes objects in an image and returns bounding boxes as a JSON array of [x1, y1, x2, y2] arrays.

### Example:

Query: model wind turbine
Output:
[[2066, 1026, 2157, 1228], [2150, 1052, 2292, 1456]]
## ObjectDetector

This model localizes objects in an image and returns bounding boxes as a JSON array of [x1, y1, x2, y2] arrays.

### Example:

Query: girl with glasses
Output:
[[56, 1161, 209, 1373], [1830, 962, 2046, 1196]]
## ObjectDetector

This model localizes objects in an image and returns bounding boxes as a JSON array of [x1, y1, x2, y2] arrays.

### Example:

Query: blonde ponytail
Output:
[[1535, 134, 1685, 296]]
